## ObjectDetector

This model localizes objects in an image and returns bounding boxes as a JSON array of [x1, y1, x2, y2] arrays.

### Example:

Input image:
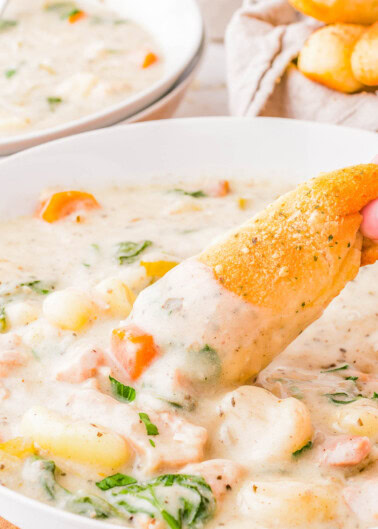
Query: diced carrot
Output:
[[207, 180, 231, 198], [37, 191, 100, 223], [142, 52, 158, 69], [140, 260, 178, 279], [68, 10, 86, 23], [111, 326, 158, 380]]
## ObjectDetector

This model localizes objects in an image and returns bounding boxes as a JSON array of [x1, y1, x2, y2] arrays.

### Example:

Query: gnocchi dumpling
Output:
[[21, 406, 130, 471], [238, 480, 342, 527], [215, 386, 313, 464], [95, 277, 135, 318], [5, 301, 40, 328], [332, 399, 378, 441], [43, 288, 95, 331]]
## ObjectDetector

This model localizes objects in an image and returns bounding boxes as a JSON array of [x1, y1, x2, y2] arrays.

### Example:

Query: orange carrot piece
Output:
[[142, 52, 158, 69], [68, 10, 86, 24], [111, 326, 158, 380], [37, 191, 100, 223]]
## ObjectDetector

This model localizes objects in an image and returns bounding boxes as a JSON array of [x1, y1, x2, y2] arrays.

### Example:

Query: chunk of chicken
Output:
[[183, 459, 244, 501], [0, 334, 29, 377], [55, 347, 104, 384], [64, 388, 207, 472], [319, 435, 371, 467], [214, 386, 313, 465], [343, 480, 378, 525]]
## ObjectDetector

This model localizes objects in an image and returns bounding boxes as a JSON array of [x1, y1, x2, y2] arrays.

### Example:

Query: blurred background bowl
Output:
[[0, 0, 204, 155]]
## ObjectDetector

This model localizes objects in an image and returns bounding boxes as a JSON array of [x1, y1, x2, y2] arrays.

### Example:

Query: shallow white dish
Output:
[[0, 118, 376, 529], [0, 0, 203, 156]]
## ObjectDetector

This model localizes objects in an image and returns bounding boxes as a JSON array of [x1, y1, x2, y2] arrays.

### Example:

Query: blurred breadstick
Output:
[[298, 24, 366, 93], [289, 0, 378, 25], [351, 22, 378, 86]]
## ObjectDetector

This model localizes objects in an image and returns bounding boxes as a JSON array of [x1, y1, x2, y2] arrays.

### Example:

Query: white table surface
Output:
[[174, 42, 229, 118]]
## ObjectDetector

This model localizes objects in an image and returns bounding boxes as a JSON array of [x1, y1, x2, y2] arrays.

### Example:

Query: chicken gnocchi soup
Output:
[[0, 0, 163, 136], [0, 180, 376, 529]]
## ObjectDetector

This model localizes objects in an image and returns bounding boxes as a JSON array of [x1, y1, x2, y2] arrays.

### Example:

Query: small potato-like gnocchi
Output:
[[43, 288, 95, 331], [215, 386, 313, 465], [5, 301, 40, 328], [238, 480, 341, 527], [21, 406, 130, 471], [332, 399, 378, 441], [298, 24, 365, 93], [95, 277, 135, 318]]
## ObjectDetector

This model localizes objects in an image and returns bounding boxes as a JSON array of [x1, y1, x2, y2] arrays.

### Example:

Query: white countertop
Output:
[[174, 43, 229, 118]]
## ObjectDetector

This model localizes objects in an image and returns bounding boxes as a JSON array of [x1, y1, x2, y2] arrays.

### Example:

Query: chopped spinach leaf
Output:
[[109, 375, 136, 403], [171, 189, 207, 198], [345, 376, 358, 381], [102, 473, 216, 529], [0, 306, 6, 333], [5, 69, 17, 79], [0, 20, 18, 32], [116, 240, 152, 265], [324, 392, 358, 405], [321, 364, 349, 373], [292, 440, 312, 457], [139, 412, 159, 436], [372, 392, 378, 400], [96, 473, 137, 491], [27, 457, 120, 519], [149, 439, 156, 448]]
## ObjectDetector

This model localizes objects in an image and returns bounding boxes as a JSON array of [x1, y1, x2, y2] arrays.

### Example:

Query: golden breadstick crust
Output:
[[298, 24, 366, 93], [351, 22, 378, 86], [199, 164, 378, 313], [289, 0, 378, 25]]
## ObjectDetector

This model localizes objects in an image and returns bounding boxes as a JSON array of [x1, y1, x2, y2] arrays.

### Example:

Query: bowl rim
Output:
[[0, 0, 204, 155]]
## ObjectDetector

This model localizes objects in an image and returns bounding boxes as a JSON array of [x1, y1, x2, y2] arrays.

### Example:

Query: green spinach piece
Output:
[[116, 240, 152, 264], [109, 375, 136, 403]]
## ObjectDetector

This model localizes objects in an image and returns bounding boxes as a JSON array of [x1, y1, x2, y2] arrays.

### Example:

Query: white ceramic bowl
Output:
[[0, 118, 377, 529], [0, 0, 204, 156]]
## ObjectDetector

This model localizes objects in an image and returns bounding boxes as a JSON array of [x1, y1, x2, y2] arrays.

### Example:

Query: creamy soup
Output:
[[0, 178, 376, 529], [0, 0, 163, 136]]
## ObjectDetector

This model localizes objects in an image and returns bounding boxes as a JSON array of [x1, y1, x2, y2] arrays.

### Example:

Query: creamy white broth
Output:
[[0, 179, 376, 529], [0, 0, 163, 136]]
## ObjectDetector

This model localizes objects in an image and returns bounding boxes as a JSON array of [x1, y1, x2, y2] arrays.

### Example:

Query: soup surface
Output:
[[0, 177, 376, 529], [0, 0, 163, 136]]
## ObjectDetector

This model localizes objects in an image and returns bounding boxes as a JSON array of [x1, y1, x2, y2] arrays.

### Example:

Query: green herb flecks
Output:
[[20, 280, 54, 295], [372, 392, 378, 400], [292, 440, 312, 457], [0, 20, 18, 32], [116, 240, 152, 265], [98, 473, 216, 529], [47, 96, 62, 110], [139, 412, 159, 436], [171, 189, 207, 198], [0, 306, 7, 333], [149, 439, 156, 448], [109, 376, 136, 403], [44, 2, 76, 18], [321, 364, 349, 373], [345, 376, 358, 381], [5, 69, 17, 79], [96, 473, 137, 491]]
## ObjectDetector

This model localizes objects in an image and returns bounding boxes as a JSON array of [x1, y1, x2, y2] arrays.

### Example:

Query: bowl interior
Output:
[[0, 117, 376, 529]]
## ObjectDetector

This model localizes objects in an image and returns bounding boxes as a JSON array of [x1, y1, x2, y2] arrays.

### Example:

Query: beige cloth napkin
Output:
[[225, 0, 378, 130]]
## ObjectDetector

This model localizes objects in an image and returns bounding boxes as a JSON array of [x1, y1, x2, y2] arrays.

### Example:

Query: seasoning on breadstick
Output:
[[288, 0, 378, 25], [111, 164, 378, 404]]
